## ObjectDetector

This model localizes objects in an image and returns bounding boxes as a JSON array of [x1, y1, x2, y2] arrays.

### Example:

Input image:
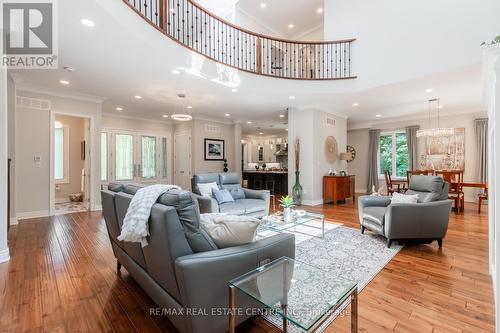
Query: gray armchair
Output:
[[358, 175, 453, 248], [192, 172, 270, 218]]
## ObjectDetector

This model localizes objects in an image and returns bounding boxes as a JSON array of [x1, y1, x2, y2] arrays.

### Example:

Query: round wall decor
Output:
[[346, 145, 356, 162]]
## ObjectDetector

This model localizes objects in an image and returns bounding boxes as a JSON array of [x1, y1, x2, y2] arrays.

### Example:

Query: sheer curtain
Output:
[[474, 118, 488, 183], [367, 129, 381, 193], [405, 125, 420, 170]]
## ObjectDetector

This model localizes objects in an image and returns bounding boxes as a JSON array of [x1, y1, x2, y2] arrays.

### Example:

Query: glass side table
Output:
[[229, 257, 357, 332]]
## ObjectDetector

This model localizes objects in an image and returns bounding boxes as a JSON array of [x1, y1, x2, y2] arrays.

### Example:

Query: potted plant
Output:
[[279, 195, 295, 222]]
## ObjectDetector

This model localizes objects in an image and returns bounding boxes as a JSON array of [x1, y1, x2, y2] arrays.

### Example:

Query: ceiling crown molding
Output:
[[16, 84, 105, 104]]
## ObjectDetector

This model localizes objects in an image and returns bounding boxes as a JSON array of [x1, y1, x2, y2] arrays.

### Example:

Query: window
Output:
[[54, 124, 69, 183], [379, 131, 408, 178], [101, 132, 107, 182], [115, 134, 134, 180], [141, 135, 156, 179]]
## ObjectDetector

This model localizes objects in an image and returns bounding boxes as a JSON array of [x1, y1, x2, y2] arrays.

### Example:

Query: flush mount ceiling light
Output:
[[80, 18, 95, 27], [172, 69, 180, 74], [171, 114, 193, 121], [260, 3, 266, 8], [54, 121, 63, 129], [288, 24, 294, 29], [134, 95, 142, 99], [317, 8, 323, 13], [59, 80, 70, 85], [416, 98, 454, 138]]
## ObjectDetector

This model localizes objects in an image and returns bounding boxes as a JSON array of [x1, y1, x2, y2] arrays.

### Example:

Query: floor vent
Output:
[[16, 96, 51, 110]]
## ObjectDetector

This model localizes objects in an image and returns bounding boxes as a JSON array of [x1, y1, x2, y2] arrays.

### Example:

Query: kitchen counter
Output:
[[242, 171, 288, 194], [242, 170, 288, 174]]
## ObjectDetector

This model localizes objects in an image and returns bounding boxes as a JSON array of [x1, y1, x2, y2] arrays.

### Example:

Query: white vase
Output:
[[283, 207, 292, 222]]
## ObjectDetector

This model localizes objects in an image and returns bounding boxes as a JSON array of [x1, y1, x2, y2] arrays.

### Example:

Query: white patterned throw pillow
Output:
[[197, 182, 219, 198], [391, 192, 419, 204]]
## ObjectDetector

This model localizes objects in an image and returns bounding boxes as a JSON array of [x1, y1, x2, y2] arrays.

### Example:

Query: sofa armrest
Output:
[[244, 189, 271, 215], [384, 200, 452, 240], [358, 195, 391, 224], [174, 233, 295, 333], [193, 194, 219, 214]]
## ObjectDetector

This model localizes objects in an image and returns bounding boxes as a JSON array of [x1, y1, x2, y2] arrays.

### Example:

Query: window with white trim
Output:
[[378, 131, 408, 179]]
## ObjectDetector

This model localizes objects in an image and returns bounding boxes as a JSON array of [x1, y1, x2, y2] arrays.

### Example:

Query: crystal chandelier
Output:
[[416, 98, 455, 138]]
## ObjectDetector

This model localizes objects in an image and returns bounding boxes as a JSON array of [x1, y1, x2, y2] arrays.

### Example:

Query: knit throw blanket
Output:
[[118, 184, 181, 247]]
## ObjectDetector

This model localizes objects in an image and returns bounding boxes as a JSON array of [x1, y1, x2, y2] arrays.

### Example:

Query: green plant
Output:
[[481, 35, 500, 46], [279, 195, 295, 208]]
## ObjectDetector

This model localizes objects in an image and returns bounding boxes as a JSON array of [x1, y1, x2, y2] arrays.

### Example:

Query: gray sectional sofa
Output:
[[192, 172, 270, 218], [358, 175, 453, 248], [101, 183, 295, 333]]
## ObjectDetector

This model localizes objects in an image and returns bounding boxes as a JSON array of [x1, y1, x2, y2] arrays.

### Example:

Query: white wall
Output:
[[0, 63, 10, 263], [347, 111, 487, 199], [102, 115, 174, 133], [324, 0, 500, 88], [15, 89, 102, 216], [289, 107, 347, 205]]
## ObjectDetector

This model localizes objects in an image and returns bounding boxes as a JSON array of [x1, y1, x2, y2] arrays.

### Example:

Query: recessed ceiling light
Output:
[[317, 8, 323, 13], [162, 114, 169, 118], [171, 114, 193, 121], [438, 105, 444, 109], [63, 66, 75, 72], [231, 88, 238, 92], [285, 128, 289, 131], [186, 105, 193, 109], [259, 132, 263, 135], [260, 3, 266, 8], [225, 113, 231, 117], [375, 114, 382, 118], [289, 96, 295, 100], [425, 88, 433, 93], [134, 95, 142, 99], [288, 24, 294, 29], [172, 69, 180, 74], [80, 18, 95, 27], [247, 121, 252, 124], [115, 106, 123, 111], [352, 103, 359, 107], [280, 114, 285, 118], [59, 80, 70, 85]]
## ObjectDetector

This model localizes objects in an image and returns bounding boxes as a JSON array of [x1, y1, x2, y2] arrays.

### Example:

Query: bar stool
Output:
[[265, 179, 275, 194], [242, 179, 249, 188], [254, 179, 263, 190]]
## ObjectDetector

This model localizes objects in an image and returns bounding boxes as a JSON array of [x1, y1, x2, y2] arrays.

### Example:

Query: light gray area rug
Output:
[[257, 223, 403, 332]]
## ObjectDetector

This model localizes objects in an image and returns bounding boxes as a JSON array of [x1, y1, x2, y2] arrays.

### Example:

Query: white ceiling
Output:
[[9, 0, 486, 134], [235, 0, 324, 39]]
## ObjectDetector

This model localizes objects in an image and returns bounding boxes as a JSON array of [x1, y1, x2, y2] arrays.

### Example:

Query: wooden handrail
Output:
[[123, 0, 357, 80]]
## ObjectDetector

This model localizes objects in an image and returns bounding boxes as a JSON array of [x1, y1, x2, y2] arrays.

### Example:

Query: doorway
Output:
[[51, 113, 91, 215], [173, 131, 192, 190]]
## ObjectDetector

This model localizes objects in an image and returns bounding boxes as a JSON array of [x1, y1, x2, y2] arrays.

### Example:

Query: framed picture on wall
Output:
[[204, 139, 225, 161]]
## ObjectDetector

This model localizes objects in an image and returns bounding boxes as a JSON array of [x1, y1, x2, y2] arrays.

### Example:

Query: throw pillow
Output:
[[197, 182, 219, 197], [391, 192, 419, 204], [224, 186, 245, 200], [212, 188, 235, 204], [200, 213, 260, 248]]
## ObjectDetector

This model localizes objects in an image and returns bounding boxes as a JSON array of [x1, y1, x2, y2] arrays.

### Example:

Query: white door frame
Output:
[[49, 111, 94, 215]]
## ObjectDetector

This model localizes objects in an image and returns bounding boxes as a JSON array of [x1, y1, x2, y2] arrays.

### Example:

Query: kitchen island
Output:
[[242, 170, 288, 195]]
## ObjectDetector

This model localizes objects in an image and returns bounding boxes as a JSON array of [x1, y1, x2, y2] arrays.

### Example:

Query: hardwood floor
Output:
[[0, 199, 494, 332]]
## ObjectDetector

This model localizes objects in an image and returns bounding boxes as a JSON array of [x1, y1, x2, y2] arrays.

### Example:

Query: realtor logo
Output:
[[1, 0, 58, 69]]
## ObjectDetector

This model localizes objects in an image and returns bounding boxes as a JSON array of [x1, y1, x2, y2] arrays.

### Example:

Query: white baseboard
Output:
[[16, 210, 50, 220], [0, 248, 10, 263], [10, 217, 18, 226]]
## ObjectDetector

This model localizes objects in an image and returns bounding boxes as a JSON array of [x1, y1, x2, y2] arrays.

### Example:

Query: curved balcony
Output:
[[123, 0, 357, 80]]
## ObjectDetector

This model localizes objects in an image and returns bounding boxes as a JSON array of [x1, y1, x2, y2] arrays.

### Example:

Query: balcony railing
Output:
[[124, 0, 357, 80]]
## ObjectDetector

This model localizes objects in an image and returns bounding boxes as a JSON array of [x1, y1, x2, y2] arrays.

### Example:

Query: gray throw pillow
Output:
[[221, 184, 246, 200], [212, 188, 234, 204]]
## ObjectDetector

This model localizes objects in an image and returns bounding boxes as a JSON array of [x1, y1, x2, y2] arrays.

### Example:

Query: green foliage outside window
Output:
[[379, 135, 392, 175], [395, 133, 408, 177], [379, 132, 409, 178]]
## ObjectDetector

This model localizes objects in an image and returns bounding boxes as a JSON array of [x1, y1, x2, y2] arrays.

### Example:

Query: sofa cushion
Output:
[[200, 213, 260, 248], [108, 182, 124, 192], [219, 172, 240, 185], [363, 206, 387, 226], [212, 188, 234, 204], [236, 198, 266, 214], [405, 189, 440, 203], [192, 173, 220, 195], [219, 202, 246, 215], [222, 184, 245, 200], [158, 189, 218, 252], [391, 192, 419, 204], [197, 182, 219, 198]]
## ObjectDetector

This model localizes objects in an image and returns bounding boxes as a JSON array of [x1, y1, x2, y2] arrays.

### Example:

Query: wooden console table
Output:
[[323, 175, 355, 205]]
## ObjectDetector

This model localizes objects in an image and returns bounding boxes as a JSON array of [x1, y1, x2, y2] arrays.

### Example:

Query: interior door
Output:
[[174, 131, 192, 190], [139, 134, 158, 184], [114, 132, 135, 182]]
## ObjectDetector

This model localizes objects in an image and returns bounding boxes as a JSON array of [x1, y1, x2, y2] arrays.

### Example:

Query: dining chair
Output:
[[384, 170, 405, 195], [478, 187, 488, 214], [435, 170, 464, 213], [406, 170, 433, 185]]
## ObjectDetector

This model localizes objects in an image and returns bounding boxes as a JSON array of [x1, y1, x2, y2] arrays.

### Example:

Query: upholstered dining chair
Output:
[[407, 170, 433, 185], [435, 170, 464, 213], [384, 170, 406, 195]]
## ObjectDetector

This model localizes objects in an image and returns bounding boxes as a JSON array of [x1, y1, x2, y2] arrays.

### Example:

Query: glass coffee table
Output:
[[261, 211, 325, 239], [229, 257, 358, 333]]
